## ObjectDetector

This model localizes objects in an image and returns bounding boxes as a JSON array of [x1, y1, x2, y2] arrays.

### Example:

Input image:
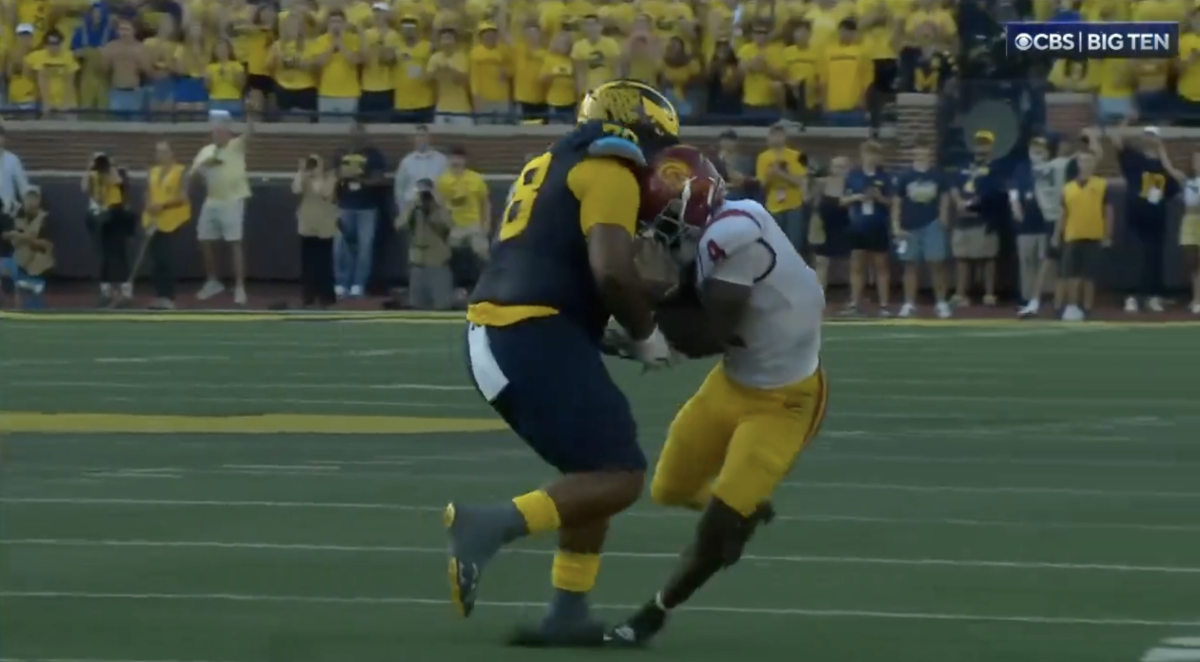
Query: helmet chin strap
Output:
[[678, 177, 694, 227]]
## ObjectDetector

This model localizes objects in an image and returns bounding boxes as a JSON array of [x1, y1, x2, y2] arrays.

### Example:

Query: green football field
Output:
[[2, 314, 1200, 662]]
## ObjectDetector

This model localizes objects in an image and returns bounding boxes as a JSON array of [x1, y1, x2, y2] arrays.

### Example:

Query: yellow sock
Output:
[[552, 551, 602, 593], [512, 490, 561, 534]]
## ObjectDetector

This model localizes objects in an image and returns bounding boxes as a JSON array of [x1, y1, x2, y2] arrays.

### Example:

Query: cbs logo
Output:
[[1012, 32, 1076, 51]]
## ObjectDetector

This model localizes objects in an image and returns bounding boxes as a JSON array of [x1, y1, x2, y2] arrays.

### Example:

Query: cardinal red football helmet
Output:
[[639, 145, 726, 259]]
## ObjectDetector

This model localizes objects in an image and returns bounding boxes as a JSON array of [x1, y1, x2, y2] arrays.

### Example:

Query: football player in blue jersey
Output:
[[446, 80, 682, 647]]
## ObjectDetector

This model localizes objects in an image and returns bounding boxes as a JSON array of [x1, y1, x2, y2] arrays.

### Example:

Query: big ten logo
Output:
[[601, 122, 639, 144]]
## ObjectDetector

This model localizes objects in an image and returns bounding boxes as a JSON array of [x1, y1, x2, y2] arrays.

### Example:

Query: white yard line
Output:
[[2, 590, 1196, 627], [16, 381, 475, 392], [11, 380, 1197, 407], [5, 497, 1200, 533], [808, 452, 1200, 469], [96, 396, 481, 410], [14, 465, 1200, 497], [9, 538, 1200, 575]]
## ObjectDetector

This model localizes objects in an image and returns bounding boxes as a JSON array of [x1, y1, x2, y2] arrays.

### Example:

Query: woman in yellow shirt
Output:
[[241, 4, 280, 114], [267, 12, 318, 118], [660, 36, 700, 117], [206, 39, 246, 116], [540, 30, 576, 122], [173, 21, 212, 114], [143, 141, 192, 308]]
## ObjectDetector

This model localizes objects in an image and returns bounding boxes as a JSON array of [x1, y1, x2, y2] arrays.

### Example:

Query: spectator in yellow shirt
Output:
[[470, 23, 512, 123], [1179, 9, 1200, 119], [393, 16, 436, 123], [206, 39, 246, 117], [1091, 58, 1132, 125], [660, 36, 700, 117], [31, 30, 79, 116], [904, 0, 956, 48], [736, 22, 784, 124], [436, 146, 491, 298], [8, 24, 39, 114], [173, 22, 211, 115], [541, 30, 577, 122], [756, 123, 809, 249], [818, 18, 871, 125], [571, 14, 620, 96], [622, 14, 662, 84], [1132, 56, 1172, 122], [513, 23, 548, 120], [783, 21, 819, 121], [310, 10, 363, 122], [241, 4, 280, 116], [269, 12, 319, 119], [360, 3, 402, 122], [427, 28, 473, 124]]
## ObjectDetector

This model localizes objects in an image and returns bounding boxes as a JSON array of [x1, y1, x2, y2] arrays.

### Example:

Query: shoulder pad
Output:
[[560, 121, 647, 166], [587, 137, 647, 166], [702, 205, 766, 256]]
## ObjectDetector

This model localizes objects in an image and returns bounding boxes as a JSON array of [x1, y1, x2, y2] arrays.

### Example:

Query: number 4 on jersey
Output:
[[706, 239, 728, 263]]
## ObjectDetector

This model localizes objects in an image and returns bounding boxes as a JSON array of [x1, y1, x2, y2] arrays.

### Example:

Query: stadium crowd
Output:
[[0, 0, 967, 124]]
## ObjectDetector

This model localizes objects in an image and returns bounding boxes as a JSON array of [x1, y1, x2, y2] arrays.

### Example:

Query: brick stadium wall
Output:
[[7, 94, 1198, 174], [5, 124, 890, 174]]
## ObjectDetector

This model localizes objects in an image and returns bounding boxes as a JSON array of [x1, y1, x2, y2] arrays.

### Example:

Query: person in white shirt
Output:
[[191, 109, 253, 305], [603, 146, 827, 648], [1161, 149, 1200, 315], [0, 128, 31, 214], [393, 125, 449, 210]]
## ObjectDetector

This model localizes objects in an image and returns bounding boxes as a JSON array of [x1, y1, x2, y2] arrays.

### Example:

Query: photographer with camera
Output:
[[396, 178, 453, 310], [0, 187, 53, 307], [292, 154, 339, 309], [81, 151, 132, 306]]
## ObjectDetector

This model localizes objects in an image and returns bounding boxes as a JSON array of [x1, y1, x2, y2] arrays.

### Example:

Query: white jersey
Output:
[[1032, 156, 1073, 222], [692, 198, 825, 389]]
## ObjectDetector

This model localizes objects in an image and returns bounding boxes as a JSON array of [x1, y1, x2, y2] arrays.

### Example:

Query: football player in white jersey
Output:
[[603, 145, 830, 647]]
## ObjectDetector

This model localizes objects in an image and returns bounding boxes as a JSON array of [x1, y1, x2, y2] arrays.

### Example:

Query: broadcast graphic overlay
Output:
[[1006, 21, 1179, 59]]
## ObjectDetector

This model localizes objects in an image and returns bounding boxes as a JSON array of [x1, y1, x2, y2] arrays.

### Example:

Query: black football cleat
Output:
[[506, 620, 607, 648], [743, 500, 777, 543], [603, 600, 669, 648]]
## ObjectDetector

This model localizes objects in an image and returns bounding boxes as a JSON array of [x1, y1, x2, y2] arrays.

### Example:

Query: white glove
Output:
[[629, 326, 673, 371]]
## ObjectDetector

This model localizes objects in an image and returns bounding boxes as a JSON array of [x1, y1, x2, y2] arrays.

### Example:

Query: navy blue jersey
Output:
[[1118, 147, 1178, 226], [469, 122, 647, 343], [846, 167, 892, 229], [895, 167, 945, 230]]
